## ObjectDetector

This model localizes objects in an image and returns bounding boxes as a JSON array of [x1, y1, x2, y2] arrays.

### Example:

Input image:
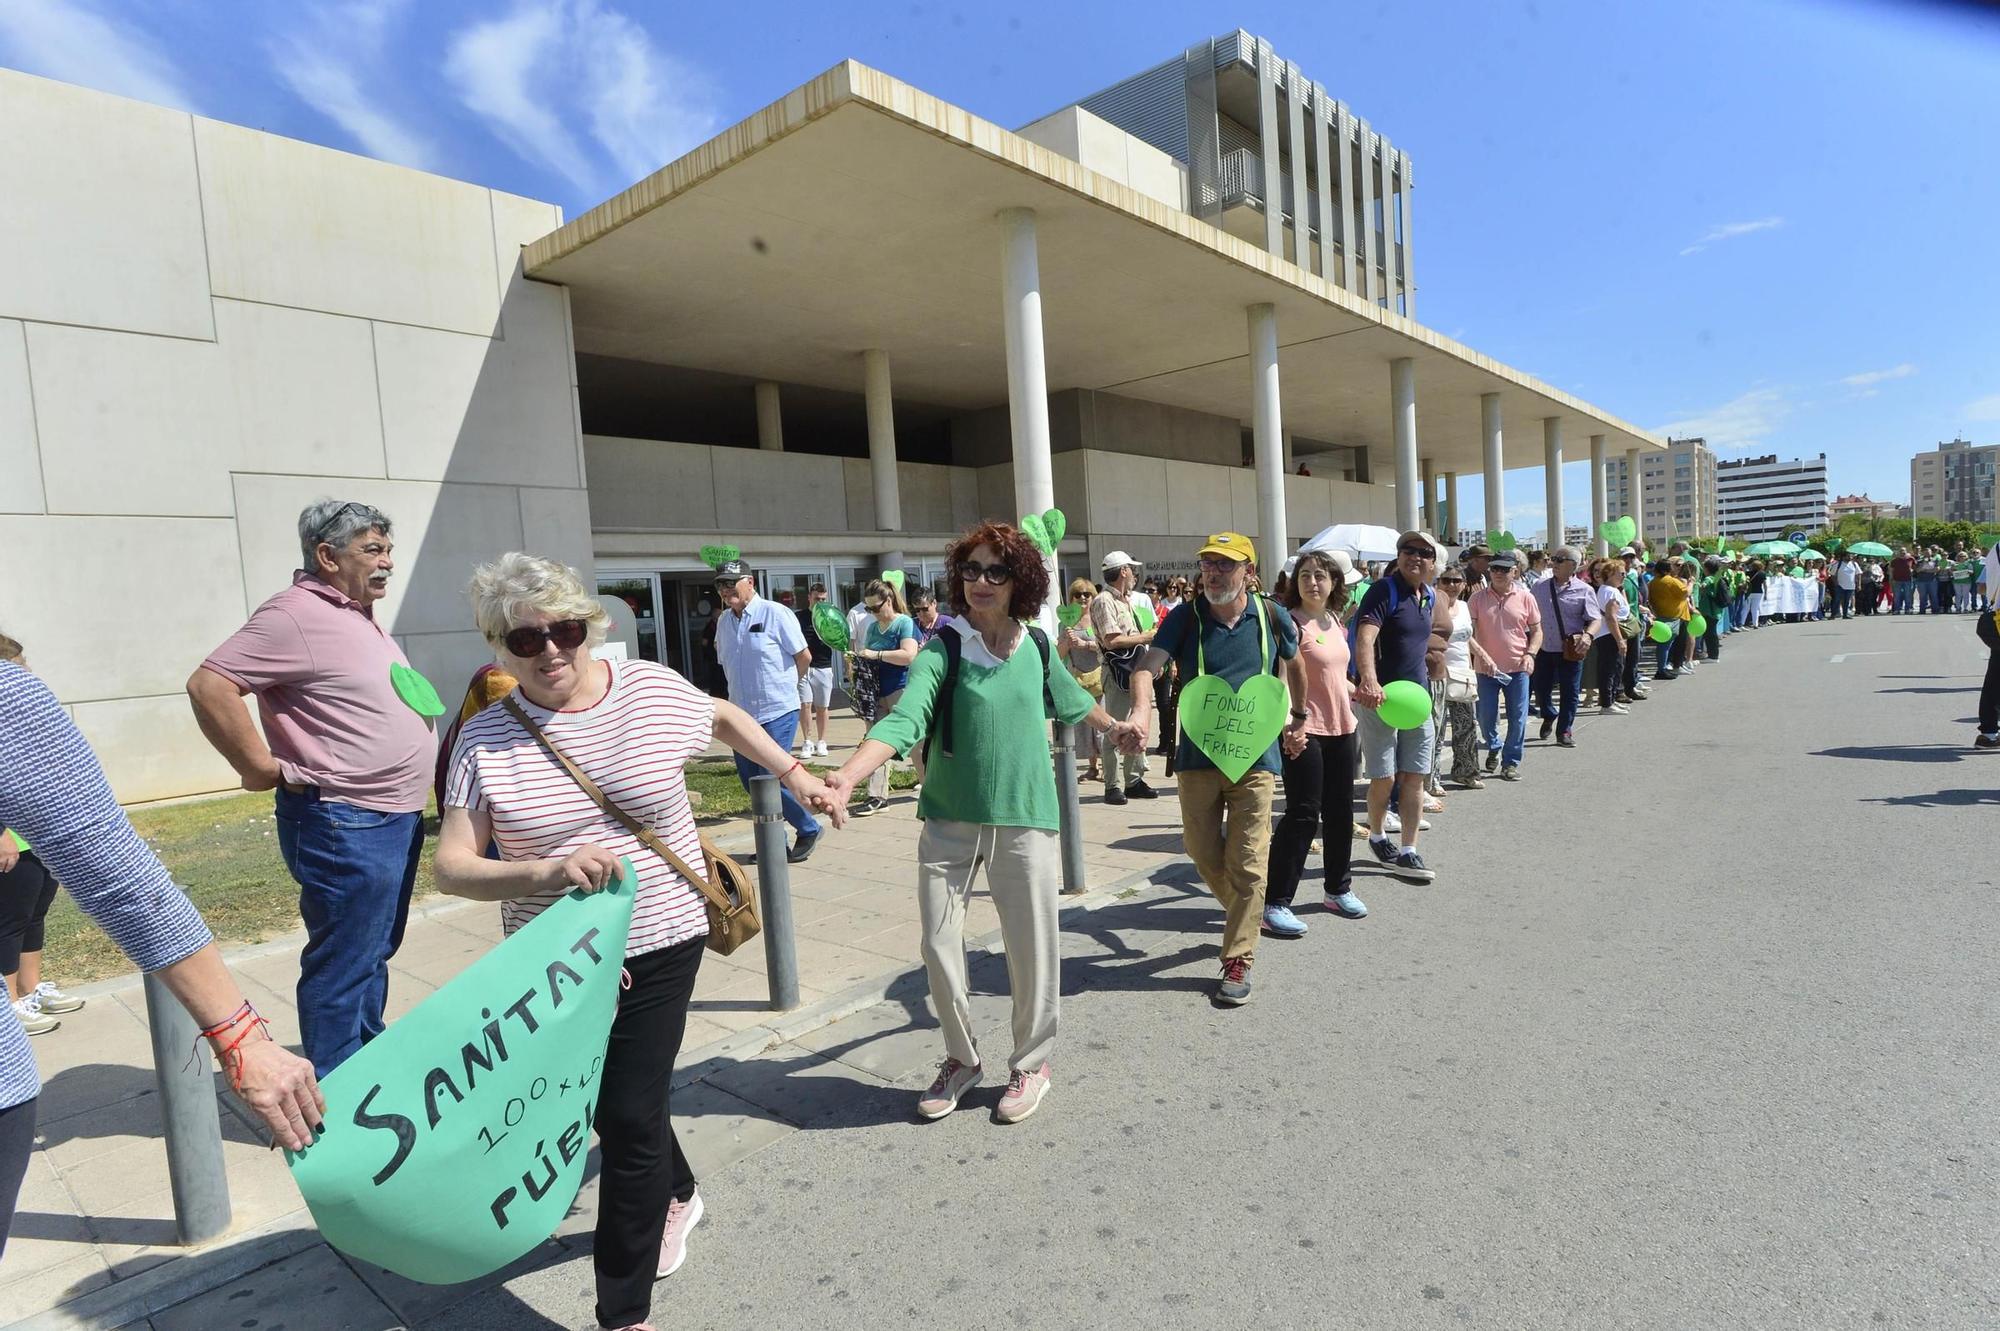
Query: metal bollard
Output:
[[1052, 721, 1087, 894], [748, 775, 800, 1011], [141, 971, 233, 1245]]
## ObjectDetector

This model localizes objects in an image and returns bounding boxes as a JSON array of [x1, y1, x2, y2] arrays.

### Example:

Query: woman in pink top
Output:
[[1264, 550, 1367, 932]]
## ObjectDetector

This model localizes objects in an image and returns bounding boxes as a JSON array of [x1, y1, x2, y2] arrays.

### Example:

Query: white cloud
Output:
[[444, 0, 718, 198], [1840, 363, 1917, 391], [0, 0, 197, 112], [1679, 216, 1784, 257], [1653, 386, 1793, 453], [271, 1, 437, 171], [1965, 394, 2000, 423]]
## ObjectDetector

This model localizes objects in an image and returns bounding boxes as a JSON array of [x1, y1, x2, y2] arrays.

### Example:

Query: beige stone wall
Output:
[[0, 71, 586, 802]]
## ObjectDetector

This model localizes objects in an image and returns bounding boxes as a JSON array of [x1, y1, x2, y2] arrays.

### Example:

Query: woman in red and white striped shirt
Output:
[[436, 553, 841, 1331]]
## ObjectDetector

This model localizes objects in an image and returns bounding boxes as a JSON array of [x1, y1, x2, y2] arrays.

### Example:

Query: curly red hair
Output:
[[942, 521, 1051, 620]]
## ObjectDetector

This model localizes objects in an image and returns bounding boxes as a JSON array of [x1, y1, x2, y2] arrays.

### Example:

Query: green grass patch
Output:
[[38, 760, 915, 985]]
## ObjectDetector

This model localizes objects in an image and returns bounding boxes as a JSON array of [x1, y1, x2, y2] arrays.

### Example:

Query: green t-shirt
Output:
[[866, 624, 1095, 831], [1697, 574, 1730, 616]]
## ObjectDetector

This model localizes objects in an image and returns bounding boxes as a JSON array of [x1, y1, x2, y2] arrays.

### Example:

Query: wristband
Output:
[[781, 760, 804, 780], [1289, 709, 1308, 720]]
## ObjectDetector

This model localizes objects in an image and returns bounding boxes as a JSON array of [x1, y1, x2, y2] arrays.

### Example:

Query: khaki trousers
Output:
[[916, 819, 1061, 1073], [1102, 671, 1151, 791], [1175, 768, 1277, 962]]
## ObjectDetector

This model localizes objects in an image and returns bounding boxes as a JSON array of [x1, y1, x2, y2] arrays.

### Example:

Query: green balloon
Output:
[[1377, 679, 1432, 731], [1689, 613, 1708, 637], [812, 601, 850, 652], [1648, 619, 1675, 643]]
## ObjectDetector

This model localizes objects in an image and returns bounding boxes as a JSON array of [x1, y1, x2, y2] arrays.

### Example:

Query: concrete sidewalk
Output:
[[0, 717, 1192, 1326]]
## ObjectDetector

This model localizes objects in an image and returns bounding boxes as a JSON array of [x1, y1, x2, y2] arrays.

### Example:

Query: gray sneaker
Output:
[[1215, 955, 1252, 1006], [1391, 849, 1434, 884], [1499, 764, 1521, 782], [915, 1057, 981, 1120]]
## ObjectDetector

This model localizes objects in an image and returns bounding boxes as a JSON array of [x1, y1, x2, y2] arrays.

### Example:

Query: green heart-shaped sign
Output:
[[812, 601, 851, 652], [1133, 602, 1156, 631], [698, 544, 740, 570], [1019, 513, 1052, 555], [1487, 530, 1518, 552], [880, 569, 905, 593], [1042, 508, 1066, 547], [1600, 515, 1636, 548], [1177, 673, 1288, 782], [1057, 603, 1083, 628], [389, 663, 446, 718]]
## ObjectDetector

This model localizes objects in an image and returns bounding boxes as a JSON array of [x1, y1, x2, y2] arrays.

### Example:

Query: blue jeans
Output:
[[1917, 576, 1938, 613], [274, 787, 424, 1078], [1891, 582, 1912, 613], [732, 711, 820, 840], [1532, 650, 1585, 737], [1477, 671, 1531, 767]]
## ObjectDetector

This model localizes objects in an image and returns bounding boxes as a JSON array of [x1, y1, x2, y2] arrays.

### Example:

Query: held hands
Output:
[[1354, 679, 1385, 709], [1106, 719, 1148, 756], [1281, 720, 1309, 760], [230, 1034, 325, 1152], [784, 764, 848, 829]]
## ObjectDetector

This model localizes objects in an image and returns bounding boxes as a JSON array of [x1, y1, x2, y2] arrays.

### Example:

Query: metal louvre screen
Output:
[[1184, 38, 1221, 220]]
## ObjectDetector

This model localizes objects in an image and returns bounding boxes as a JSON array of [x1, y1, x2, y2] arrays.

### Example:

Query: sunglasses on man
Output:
[[1397, 544, 1435, 559], [503, 619, 587, 657]]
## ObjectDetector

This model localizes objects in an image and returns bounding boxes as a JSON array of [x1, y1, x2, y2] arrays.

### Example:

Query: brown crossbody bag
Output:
[[503, 696, 761, 957]]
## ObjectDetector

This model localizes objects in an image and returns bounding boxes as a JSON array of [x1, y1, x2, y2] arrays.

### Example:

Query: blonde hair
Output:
[[865, 579, 907, 615], [1067, 577, 1097, 601], [467, 553, 610, 647]]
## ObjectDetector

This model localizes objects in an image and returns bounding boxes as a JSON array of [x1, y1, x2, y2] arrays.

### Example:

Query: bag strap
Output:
[[1547, 579, 1570, 640], [502, 695, 736, 918]]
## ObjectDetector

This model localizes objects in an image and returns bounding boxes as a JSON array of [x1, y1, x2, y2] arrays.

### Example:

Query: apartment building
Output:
[[1827, 493, 1902, 521], [1716, 453, 1829, 541], [1606, 437, 1718, 543], [1909, 438, 2000, 523]]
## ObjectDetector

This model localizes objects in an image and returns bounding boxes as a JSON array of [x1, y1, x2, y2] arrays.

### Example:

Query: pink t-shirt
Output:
[[1290, 609, 1357, 737], [1467, 584, 1542, 677], [202, 572, 435, 812], [445, 659, 713, 958]]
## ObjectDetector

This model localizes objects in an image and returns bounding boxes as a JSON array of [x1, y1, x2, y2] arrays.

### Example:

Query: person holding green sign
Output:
[[1092, 551, 1161, 806], [826, 522, 1138, 1125], [1127, 532, 1305, 1007], [190, 499, 438, 1079], [441, 553, 844, 1329]]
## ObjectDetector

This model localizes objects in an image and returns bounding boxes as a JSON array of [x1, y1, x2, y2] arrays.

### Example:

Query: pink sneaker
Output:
[[654, 1188, 703, 1278], [916, 1057, 981, 1119], [995, 1063, 1050, 1124]]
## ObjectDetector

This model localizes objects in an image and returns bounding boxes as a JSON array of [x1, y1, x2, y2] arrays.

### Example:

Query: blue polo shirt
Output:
[[1354, 573, 1432, 687], [715, 594, 807, 723], [1153, 594, 1299, 777]]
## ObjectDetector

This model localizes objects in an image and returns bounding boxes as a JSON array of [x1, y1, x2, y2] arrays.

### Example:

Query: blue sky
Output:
[[4, 0, 1996, 537]]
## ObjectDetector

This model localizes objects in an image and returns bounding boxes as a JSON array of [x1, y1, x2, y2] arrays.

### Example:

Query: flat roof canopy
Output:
[[527, 61, 1663, 476]]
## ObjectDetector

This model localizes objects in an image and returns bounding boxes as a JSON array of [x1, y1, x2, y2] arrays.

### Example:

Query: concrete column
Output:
[[1626, 446, 1643, 545], [1311, 84, 1337, 279], [1542, 417, 1564, 550], [1420, 456, 1437, 532], [1379, 131, 1399, 312], [1282, 432, 1296, 475], [1391, 358, 1418, 532], [1334, 104, 1357, 293], [998, 208, 1056, 629], [1589, 434, 1609, 556], [1255, 54, 1284, 257], [1444, 471, 1459, 544], [1398, 150, 1416, 322], [754, 381, 783, 451], [1248, 302, 1288, 564], [1358, 120, 1379, 305], [1481, 392, 1504, 533], [863, 350, 904, 571], [1284, 62, 1310, 266]]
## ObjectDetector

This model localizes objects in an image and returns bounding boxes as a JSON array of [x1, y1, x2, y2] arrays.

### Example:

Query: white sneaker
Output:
[[1599, 703, 1630, 716], [1381, 811, 1431, 834], [32, 981, 84, 1014], [815, 741, 829, 757], [12, 996, 58, 1036]]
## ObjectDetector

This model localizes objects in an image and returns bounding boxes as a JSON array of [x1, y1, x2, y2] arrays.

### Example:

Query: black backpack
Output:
[[922, 626, 1056, 764]]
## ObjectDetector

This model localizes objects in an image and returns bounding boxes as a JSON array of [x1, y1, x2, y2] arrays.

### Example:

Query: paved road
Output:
[[143, 612, 2000, 1330]]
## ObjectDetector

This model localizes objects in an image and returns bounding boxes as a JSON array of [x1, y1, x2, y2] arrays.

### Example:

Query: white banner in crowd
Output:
[[1765, 576, 1821, 617]]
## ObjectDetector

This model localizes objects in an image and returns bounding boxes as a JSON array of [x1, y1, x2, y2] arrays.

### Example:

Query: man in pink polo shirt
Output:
[[188, 500, 437, 1076]]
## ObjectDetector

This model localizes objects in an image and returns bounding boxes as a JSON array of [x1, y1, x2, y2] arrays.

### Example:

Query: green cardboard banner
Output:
[[287, 864, 636, 1284], [1133, 602, 1156, 632]]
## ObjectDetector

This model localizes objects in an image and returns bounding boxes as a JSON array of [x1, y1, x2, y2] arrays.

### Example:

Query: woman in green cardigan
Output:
[[828, 522, 1142, 1126]]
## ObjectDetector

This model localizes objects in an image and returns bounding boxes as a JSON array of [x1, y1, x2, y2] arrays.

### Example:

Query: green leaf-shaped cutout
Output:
[[389, 663, 447, 718], [1042, 508, 1066, 547], [1020, 513, 1052, 555]]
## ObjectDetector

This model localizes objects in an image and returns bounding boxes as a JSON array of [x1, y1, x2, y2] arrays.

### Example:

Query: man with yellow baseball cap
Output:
[[1127, 532, 1305, 1007]]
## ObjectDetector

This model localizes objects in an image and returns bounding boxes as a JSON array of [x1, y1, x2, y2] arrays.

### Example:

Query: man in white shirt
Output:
[[1832, 553, 1859, 619]]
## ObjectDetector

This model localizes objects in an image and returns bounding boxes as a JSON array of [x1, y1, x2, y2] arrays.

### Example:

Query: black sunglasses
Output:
[[959, 559, 1014, 585], [503, 619, 588, 657], [1397, 544, 1435, 558]]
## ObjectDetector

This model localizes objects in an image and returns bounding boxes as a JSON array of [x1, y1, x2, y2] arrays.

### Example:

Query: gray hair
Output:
[[299, 500, 392, 568], [1553, 545, 1581, 563], [467, 552, 610, 647]]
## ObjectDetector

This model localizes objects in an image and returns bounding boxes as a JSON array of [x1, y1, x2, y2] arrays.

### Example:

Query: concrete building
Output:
[[1827, 493, 1902, 522], [1909, 438, 1999, 523], [1058, 30, 1415, 318], [1606, 437, 1718, 543], [2, 57, 1663, 802], [1716, 453, 1829, 541]]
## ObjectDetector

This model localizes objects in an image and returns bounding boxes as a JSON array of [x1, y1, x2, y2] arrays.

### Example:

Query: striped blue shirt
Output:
[[0, 665, 212, 1109]]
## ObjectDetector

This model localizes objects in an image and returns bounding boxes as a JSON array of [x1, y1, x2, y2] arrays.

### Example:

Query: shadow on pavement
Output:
[[1810, 744, 1978, 763], [1863, 789, 2000, 808], [1874, 686, 1977, 695]]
